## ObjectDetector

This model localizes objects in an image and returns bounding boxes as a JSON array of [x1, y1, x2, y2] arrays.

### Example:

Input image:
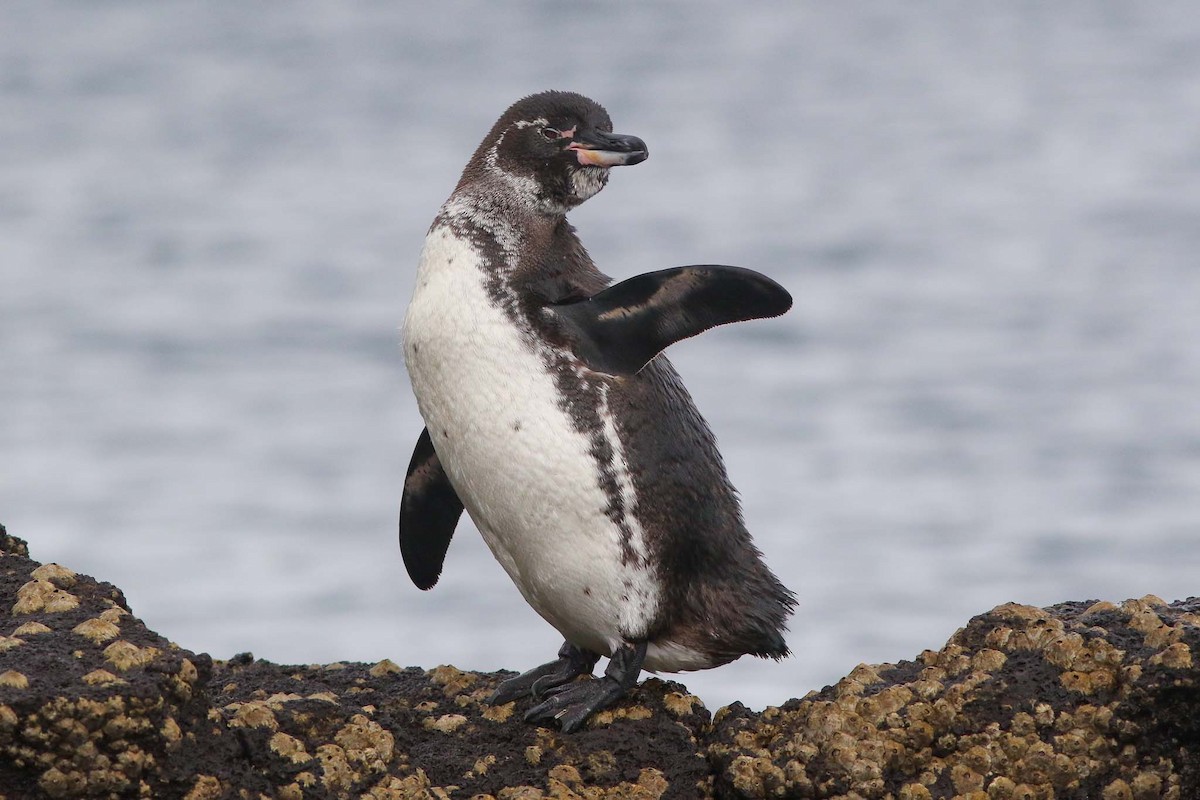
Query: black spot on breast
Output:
[[512, 421, 523, 432], [413, 343, 420, 353], [441, 429, 448, 438], [583, 587, 592, 596]]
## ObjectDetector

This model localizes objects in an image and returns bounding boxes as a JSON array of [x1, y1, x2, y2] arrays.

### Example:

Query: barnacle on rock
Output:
[[72, 617, 121, 644], [12, 579, 79, 614], [708, 599, 1200, 799]]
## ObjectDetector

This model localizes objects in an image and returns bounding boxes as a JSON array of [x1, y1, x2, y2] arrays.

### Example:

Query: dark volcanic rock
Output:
[[0, 528, 226, 798], [0, 525, 710, 799], [1, 523, 1197, 799], [708, 600, 1200, 799]]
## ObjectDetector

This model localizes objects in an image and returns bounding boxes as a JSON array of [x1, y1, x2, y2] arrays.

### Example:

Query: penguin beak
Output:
[[567, 130, 648, 167]]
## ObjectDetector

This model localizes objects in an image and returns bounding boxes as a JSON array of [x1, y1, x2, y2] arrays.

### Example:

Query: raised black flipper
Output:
[[523, 640, 647, 733], [399, 427, 464, 590], [549, 265, 792, 377]]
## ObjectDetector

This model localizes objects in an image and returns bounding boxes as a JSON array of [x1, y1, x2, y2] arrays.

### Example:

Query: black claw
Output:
[[522, 640, 647, 733], [531, 673, 572, 699], [534, 680, 573, 699], [523, 676, 627, 733], [487, 641, 600, 705]]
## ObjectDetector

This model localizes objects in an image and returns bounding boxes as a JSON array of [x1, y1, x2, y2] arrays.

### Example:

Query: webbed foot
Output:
[[487, 641, 600, 705], [523, 640, 646, 733]]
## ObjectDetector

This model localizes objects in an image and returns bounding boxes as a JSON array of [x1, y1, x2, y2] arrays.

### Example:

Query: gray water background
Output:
[[3, 2, 1199, 711]]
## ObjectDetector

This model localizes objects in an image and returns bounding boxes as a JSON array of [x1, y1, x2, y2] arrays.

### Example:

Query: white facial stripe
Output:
[[484, 132, 541, 209]]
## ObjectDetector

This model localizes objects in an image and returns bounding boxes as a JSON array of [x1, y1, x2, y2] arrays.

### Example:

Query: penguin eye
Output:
[[540, 127, 561, 141]]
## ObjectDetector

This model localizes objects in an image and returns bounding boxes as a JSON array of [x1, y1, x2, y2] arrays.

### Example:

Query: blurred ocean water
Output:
[[2, 2, 1199, 710]]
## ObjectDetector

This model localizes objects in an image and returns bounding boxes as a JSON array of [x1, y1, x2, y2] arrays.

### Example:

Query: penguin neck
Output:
[[438, 186, 605, 305], [441, 184, 578, 256], [454, 183, 560, 226]]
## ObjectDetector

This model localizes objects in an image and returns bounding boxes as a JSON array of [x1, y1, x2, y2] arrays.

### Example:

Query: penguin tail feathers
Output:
[[751, 632, 792, 661], [744, 581, 797, 661]]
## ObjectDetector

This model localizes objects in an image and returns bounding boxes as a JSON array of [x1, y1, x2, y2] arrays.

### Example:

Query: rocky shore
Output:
[[0, 523, 1196, 799]]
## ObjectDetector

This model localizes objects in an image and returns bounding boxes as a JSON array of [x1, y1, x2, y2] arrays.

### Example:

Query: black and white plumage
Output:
[[400, 90, 796, 732]]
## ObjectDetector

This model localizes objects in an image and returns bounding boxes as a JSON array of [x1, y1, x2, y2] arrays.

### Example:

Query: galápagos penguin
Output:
[[400, 90, 796, 733]]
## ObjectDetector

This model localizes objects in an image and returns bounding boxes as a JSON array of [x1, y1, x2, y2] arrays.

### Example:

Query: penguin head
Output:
[[458, 90, 648, 216]]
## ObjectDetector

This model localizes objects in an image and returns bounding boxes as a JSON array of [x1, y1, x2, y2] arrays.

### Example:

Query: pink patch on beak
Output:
[[567, 144, 626, 167]]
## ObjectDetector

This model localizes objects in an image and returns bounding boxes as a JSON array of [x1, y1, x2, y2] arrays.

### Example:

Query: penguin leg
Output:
[[523, 640, 647, 733], [487, 641, 601, 705]]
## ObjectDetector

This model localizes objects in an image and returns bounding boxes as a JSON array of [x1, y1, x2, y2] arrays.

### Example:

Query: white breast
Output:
[[402, 224, 661, 659]]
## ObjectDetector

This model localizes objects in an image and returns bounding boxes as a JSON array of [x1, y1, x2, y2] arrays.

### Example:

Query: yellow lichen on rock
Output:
[[0, 635, 23, 652]]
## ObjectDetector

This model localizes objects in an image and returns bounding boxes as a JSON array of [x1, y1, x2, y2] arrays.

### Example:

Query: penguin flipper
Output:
[[400, 427, 464, 590], [550, 265, 792, 377]]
